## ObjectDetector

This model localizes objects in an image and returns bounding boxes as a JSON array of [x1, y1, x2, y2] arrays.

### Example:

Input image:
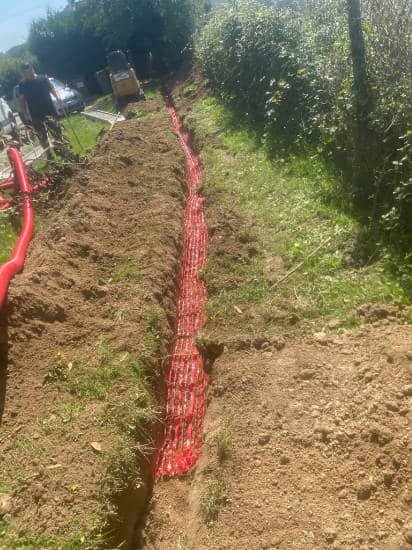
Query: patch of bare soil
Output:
[[143, 322, 412, 549], [0, 94, 186, 546]]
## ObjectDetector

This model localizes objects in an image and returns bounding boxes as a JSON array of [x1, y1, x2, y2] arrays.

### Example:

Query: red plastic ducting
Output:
[[0, 148, 35, 308], [155, 101, 209, 478]]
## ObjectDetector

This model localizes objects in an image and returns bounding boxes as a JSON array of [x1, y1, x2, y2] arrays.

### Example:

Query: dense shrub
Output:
[[196, 1, 307, 136], [196, 0, 411, 246]]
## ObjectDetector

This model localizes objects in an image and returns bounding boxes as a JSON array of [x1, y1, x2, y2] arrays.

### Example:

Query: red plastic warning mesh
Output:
[[155, 102, 208, 478]]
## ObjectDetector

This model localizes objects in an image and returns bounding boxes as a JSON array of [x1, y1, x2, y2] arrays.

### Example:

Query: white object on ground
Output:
[[82, 109, 125, 124]]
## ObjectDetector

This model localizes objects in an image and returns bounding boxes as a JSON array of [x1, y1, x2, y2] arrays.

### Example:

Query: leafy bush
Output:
[[196, 0, 411, 246], [196, 1, 308, 136]]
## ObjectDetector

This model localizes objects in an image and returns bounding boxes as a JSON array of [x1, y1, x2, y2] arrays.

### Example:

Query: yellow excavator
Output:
[[107, 50, 145, 104]]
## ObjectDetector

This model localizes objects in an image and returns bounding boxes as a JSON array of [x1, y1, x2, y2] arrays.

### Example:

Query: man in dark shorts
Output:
[[18, 63, 67, 157]]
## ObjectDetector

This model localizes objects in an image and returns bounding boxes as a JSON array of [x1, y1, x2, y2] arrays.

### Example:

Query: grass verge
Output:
[[178, 93, 410, 339], [89, 94, 118, 114], [0, 330, 161, 548], [62, 114, 107, 157]]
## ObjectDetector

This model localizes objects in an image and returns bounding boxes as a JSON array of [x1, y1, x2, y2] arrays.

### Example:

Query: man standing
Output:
[[18, 63, 67, 157]]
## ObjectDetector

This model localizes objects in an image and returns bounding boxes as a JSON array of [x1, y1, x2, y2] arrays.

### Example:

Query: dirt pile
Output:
[[144, 322, 412, 549], [0, 94, 185, 547]]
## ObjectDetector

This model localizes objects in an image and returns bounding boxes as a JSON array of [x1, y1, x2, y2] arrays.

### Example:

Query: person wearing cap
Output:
[[18, 63, 66, 156]]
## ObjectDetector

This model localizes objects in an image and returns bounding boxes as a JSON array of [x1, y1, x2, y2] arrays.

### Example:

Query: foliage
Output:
[[0, 56, 21, 98], [0, 46, 37, 98], [195, 0, 412, 248], [195, 1, 307, 135], [28, 0, 210, 83]]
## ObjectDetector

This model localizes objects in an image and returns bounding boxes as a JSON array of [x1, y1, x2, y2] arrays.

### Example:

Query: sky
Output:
[[0, 0, 67, 53]]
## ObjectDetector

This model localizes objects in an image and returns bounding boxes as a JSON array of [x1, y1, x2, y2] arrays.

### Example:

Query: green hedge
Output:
[[195, 0, 411, 247]]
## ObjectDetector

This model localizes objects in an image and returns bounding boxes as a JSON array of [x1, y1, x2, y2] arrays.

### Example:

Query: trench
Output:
[[155, 99, 209, 477]]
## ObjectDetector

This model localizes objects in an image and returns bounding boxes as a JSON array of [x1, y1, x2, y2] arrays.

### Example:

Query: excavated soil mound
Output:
[[0, 95, 186, 546], [144, 322, 412, 549]]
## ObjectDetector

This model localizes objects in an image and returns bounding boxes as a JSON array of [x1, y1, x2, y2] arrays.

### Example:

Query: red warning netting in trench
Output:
[[154, 101, 209, 478]]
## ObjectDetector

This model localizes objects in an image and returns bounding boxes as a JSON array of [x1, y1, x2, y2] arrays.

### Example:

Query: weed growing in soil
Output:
[[111, 259, 142, 283], [186, 96, 409, 337], [1, 435, 45, 491], [0, 524, 105, 549], [201, 474, 227, 522], [40, 408, 73, 436], [104, 445, 145, 498], [139, 308, 164, 367], [216, 427, 235, 461], [66, 339, 135, 400]]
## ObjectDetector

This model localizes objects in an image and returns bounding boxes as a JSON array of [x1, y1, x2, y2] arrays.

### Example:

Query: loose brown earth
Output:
[[143, 323, 412, 550], [0, 94, 186, 546]]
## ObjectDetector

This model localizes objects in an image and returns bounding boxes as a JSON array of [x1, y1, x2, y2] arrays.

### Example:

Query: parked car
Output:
[[11, 77, 85, 119], [0, 97, 17, 134]]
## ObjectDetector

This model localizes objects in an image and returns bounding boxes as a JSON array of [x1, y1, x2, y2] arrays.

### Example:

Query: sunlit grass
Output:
[[62, 114, 106, 157], [90, 93, 118, 114], [0, 213, 17, 263], [188, 96, 409, 336]]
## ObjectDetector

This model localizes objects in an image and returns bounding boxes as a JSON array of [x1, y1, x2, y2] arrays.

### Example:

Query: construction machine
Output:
[[107, 50, 145, 104]]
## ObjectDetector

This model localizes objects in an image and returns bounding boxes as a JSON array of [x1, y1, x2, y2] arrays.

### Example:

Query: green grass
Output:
[[45, 336, 158, 437], [0, 524, 105, 549], [63, 338, 132, 401], [201, 475, 227, 522], [62, 114, 107, 156], [110, 259, 142, 284], [90, 93, 118, 114], [0, 213, 17, 263], [186, 97, 409, 336], [143, 83, 161, 100], [216, 427, 235, 461]]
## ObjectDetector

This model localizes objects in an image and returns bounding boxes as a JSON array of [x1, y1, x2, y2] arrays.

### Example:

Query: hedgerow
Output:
[[195, 0, 411, 249]]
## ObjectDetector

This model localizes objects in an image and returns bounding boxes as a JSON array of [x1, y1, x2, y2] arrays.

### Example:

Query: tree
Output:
[[0, 56, 21, 98], [28, 0, 208, 82]]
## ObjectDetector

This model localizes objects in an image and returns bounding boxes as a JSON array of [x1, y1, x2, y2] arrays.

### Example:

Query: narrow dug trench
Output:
[[155, 100, 209, 479], [0, 94, 188, 547]]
